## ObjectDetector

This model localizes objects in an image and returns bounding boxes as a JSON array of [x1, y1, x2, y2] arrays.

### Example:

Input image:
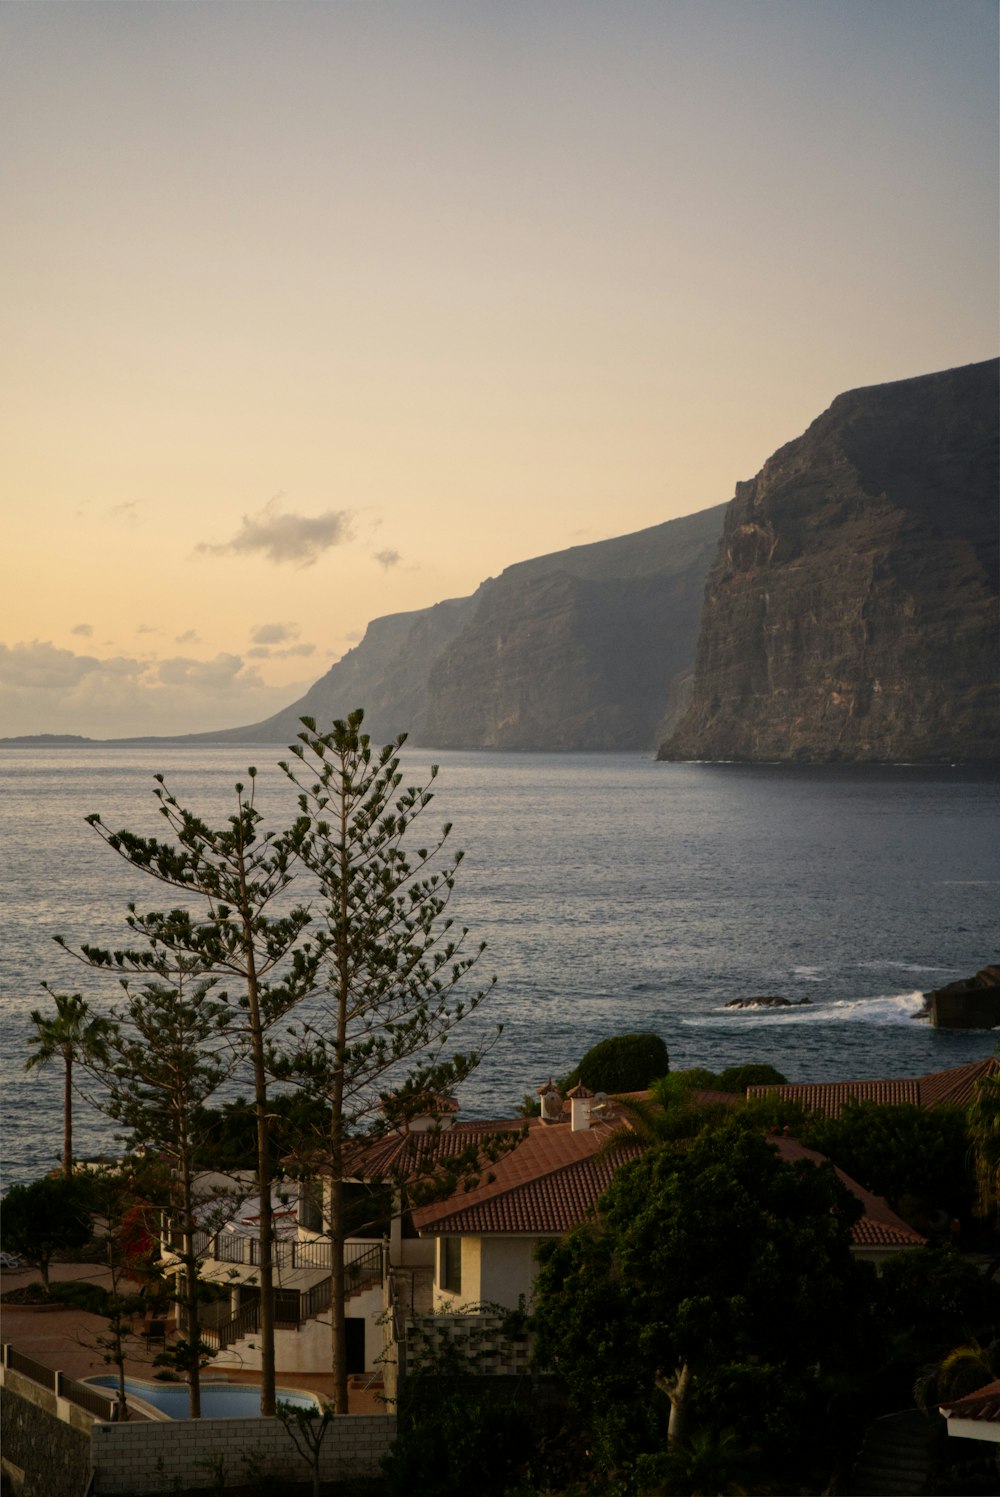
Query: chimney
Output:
[[567, 1081, 594, 1132], [537, 1077, 563, 1125]]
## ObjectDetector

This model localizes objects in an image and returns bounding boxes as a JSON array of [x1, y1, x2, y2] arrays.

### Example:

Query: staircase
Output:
[[202, 1241, 384, 1353], [846, 1409, 946, 1495]]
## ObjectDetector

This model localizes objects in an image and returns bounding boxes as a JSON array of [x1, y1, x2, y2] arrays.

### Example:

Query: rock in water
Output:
[[926, 965, 1000, 1029], [659, 360, 999, 764]]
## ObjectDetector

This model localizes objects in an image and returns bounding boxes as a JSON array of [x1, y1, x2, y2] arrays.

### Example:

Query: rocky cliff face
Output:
[[205, 595, 475, 745], [204, 505, 725, 750], [421, 505, 726, 750], [659, 359, 999, 764]]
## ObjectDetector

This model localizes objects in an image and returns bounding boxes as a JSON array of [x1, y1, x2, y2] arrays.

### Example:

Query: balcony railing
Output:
[[190, 1229, 346, 1271], [200, 1241, 384, 1353]]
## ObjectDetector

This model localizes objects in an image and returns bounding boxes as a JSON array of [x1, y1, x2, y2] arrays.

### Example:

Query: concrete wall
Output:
[[212, 1283, 386, 1375], [90, 1413, 396, 1494]]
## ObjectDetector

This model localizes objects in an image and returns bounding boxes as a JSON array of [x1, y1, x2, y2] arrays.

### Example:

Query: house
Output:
[[168, 1058, 990, 1385], [940, 1378, 1000, 1445], [408, 1088, 925, 1310]]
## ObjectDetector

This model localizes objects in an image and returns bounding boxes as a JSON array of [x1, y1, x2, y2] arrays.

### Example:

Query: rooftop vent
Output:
[[567, 1081, 594, 1132], [537, 1077, 563, 1125]]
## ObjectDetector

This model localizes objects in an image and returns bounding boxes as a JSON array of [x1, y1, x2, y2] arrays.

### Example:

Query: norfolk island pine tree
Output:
[[76, 769, 318, 1415], [274, 711, 499, 1414]]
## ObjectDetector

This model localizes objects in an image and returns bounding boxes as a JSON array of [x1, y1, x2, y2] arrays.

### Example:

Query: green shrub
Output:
[[715, 1062, 787, 1092], [562, 1032, 669, 1094]]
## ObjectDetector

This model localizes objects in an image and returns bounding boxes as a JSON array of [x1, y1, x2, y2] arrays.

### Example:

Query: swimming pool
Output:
[[84, 1375, 321, 1420]]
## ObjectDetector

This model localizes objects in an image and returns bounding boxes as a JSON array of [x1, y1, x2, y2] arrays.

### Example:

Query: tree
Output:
[[801, 1099, 973, 1225], [715, 1062, 787, 1092], [276, 711, 497, 1413], [562, 1032, 670, 1094], [967, 1065, 1000, 1224], [0, 1175, 93, 1290], [25, 988, 113, 1177], [71, 965, 234, 1418], [76, 770, 317, 1415], [532, 1117, 870, 1492], [276, 1400, 334, 1497], [51, 1164, 165, 1422]]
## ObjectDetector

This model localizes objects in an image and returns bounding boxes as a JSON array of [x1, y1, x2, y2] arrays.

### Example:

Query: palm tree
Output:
[[25, 987, 113, 1177]]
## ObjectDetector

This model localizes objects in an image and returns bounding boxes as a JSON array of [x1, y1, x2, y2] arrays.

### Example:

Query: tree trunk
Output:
[[663, 1360, 691, 1450], [63, 1051, 73, 1179], [180, 1156, 202, 1419]]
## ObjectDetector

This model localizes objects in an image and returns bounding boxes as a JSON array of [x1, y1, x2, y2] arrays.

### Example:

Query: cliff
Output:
[[421, 506, 726, 749], [196, 505, 725, 750], [199, 595, 476, 745], [659, 359, 999, 764]]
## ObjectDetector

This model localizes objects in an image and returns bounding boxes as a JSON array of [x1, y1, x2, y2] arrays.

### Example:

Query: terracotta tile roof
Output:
[[411, 1119, 642, 1236], [746, 1079, 920, 1117], [917, 1055, 999, 1108], [941, 1378, 1000, 1423], [770, 1135, 926, 1250], [747, 1057, 999, 1118], [341, 1119, 523, 1182]]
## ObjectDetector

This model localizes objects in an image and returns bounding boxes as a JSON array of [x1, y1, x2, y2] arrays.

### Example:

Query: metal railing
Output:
[[191, 1230, 335, 1271], [200, 1241, 386, 1352], [3, 1344, 119, 1422]]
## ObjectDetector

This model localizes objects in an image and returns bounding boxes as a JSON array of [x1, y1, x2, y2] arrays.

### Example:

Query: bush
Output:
[[715, 1062, 787, 1092], [562, 1032, 669, 1094]]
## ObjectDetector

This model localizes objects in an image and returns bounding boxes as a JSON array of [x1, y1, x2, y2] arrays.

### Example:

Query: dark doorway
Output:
[[346, 1316, 365, 1374]]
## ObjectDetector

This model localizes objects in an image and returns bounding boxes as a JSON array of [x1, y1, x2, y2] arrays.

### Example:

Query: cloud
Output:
[[136, 624, 158, 635], [0, 641, 139, 690], [374, 548, 401, 570], [248, 640, 315, 662], [71, 623, 93, 638], [0, 640, 315, 739], [197, 499, 353, 568], [251, 622, 299, 646], [155, 653, 262, 690], [175, 629, 200, 644], [108, 501, 139, 524]]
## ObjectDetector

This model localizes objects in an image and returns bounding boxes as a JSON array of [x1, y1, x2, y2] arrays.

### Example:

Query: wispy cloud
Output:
[[71, 623, 93, 638], [373, 548, 401, 570], [175, 629, 200, 644], [197, 499, 353, 568], [108, 501, 140, 525]]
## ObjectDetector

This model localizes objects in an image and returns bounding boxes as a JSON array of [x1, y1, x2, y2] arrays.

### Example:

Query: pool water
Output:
[[85, 1376, 320, 1420]]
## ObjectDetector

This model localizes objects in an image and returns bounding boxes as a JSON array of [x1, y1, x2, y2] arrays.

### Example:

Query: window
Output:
[[440, 1236, 462, 1295]]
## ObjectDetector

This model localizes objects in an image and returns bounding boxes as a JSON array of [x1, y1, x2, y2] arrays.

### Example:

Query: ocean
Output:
[[2, 746, 998, 1186]]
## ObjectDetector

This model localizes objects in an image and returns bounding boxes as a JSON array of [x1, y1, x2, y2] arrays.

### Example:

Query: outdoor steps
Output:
[[846, 1409, 946, 1496]]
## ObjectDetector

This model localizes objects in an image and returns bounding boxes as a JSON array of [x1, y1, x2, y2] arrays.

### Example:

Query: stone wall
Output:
[[0, 1375, 92, 1497]]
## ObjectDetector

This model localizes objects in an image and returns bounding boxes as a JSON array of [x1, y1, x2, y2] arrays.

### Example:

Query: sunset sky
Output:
[[2, 0, 997, 739]]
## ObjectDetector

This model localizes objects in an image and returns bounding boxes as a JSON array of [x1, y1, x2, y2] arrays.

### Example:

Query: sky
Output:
[[2, 0, 997, 739]]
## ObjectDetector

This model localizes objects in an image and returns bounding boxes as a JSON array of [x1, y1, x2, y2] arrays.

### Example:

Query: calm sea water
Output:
[[2, 747, 998, 1186]]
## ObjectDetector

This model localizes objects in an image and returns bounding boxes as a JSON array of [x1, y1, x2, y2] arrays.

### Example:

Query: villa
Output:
[[164, 1062, 957, 1391]]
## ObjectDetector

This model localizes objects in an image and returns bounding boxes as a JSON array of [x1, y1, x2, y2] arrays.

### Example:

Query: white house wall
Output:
[[477, 1237, 540, 1309], [210, 1283, 386, 1376], [432, 1235, 544, 1312]]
